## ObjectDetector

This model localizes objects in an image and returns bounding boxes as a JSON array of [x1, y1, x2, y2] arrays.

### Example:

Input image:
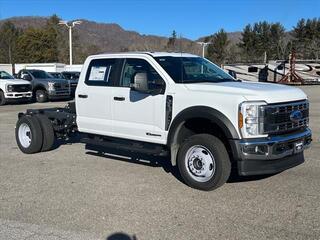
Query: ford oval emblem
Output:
[[290, 110, 302, 123]]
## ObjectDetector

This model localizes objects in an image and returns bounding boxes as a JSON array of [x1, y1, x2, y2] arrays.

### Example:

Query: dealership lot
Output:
[[0, 86, 319, 240]]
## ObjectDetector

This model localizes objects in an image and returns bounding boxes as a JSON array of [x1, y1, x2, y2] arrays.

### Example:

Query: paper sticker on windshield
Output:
[[89, 66, 107, 81]]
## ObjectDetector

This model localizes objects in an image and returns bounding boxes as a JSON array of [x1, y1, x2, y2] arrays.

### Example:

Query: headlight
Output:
[[6, 85, 14, 92], [239, 101, 267, 138], [48, 82, 55, 91]]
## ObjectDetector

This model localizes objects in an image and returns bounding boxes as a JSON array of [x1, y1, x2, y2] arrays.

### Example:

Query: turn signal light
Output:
[[239, 112, 243, 129]]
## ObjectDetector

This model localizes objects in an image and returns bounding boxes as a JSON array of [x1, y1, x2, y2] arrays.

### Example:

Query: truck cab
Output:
[[16, 69, 71, 102], [15, 52, 312, 191], [0, 70, 32, 105]]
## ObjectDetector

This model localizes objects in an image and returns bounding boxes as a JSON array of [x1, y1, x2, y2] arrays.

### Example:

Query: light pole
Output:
[[197, 41, 211, 58], [58, 20, 82, 65], [197, 42, 211, 73]]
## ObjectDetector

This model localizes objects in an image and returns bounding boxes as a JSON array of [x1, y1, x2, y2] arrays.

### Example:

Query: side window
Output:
[[20, 71, 31, 80], [85, 58, 117, 86], [18, 71, 25, 79], [120, 58, 164, 88]]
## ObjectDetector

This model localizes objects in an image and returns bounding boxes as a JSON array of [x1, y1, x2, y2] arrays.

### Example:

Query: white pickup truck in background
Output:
[[14, 52, 312, 191], [0, 71, 32, 105]]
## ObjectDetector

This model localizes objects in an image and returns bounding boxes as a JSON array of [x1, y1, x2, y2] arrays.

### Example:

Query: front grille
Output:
[[70, 83, 77, 88], [54, 82, 69, 90], [262, 100, 309, 135], [12, 84, 32, 92]]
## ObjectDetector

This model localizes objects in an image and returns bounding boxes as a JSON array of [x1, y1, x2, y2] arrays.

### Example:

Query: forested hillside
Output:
[[0, 15, 319, 65]]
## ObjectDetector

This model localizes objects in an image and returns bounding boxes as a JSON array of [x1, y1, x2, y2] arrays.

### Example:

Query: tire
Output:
[[177, 134, 231, 191], [34, 114, 55, 152], [15, 115, 43, 154], [35, 89, 48, 103], [0, 91, 7, 106]]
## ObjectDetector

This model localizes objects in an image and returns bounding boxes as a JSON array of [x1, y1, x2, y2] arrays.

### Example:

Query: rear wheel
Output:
[[35, 89, 48, 103], [15, 115, 43, 154], [177, 134, 231, 191], [35, 114, 55, 152], [0, 91, 7, 106]]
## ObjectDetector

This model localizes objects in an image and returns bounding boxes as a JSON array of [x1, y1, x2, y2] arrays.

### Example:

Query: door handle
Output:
[[114, 97, 125, 101], [78, 94, 88, 98]]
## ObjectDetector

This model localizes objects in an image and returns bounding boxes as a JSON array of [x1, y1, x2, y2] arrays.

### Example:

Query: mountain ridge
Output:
[[0, 16, 242, 55]]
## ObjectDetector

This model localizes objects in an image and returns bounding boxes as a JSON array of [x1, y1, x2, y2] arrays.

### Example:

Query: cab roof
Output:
[[93, 51, 199, 58]]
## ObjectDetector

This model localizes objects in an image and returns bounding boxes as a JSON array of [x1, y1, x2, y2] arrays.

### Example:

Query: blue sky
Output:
[[0, 0, 319, 39]]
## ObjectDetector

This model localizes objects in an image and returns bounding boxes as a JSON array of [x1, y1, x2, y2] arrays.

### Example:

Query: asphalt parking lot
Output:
[[0, 86, 319, 240]]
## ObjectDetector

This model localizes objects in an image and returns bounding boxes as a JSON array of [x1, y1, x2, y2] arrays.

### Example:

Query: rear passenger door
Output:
[[111, 58, 167, 144], [76, 58, 122, 136]]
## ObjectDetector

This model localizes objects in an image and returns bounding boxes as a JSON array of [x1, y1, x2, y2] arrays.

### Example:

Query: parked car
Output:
[[15, 52, 312, 191], [0, 71, 32, 105], [61, 71, 80, 80], [48, 72, 65, 79], [62, 71, 80, 97], [49, 71, 79, 97], [16, 69, 70, 103]]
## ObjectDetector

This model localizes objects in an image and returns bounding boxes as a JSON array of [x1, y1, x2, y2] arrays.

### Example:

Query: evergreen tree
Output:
[[0, 21, 20, 64], [206, 29, 230, 65], [238, 21, 286, 62], [16, 27, 58, 63], [292, 18, 320, 59], [167, 30, 177, 50], [269, 23, 286, 59], [238, 24, 257, 62]]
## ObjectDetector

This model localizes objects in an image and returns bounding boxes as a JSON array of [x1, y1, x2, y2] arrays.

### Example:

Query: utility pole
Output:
[[58, 20, 82, 65], [197, 42, 211, 58]]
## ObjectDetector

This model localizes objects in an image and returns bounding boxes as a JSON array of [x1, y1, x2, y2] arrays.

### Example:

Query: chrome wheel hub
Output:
[[18, 123, 32, 148], [185, 145, 215, 182]]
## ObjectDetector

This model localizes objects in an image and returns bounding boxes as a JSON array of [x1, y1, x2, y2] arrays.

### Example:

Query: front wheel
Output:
[[0, 91, 7, 105], [177, 134, 231, 191], [35, 89, 48, 103]]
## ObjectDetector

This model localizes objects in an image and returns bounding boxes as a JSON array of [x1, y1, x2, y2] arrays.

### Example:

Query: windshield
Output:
[[62, 72, 80, 80], [29, 70, 53, 79], [154, 57, 234, 83], [0, 71, 14, 80], [50, 72, 65, 79]]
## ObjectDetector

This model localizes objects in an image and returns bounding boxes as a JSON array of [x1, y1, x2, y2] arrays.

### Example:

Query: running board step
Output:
[[82, 136, 168, 156]]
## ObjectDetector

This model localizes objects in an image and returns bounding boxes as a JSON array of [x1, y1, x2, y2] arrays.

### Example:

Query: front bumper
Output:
[[5, 92, 32, 99], [230, 128, 312, 176], [48, 89, 70, 99]]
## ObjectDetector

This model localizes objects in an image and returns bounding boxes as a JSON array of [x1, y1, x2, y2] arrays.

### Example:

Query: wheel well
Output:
[[33, 86, 46, 94], [169, 117, 233, 166]]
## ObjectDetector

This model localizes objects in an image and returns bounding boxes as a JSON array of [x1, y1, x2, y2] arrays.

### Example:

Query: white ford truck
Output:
[[0, 71, 32, 105], [15, 52, 312, 190]]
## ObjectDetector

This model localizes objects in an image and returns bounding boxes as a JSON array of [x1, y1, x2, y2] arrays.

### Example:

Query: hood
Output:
[[183, 80, 307, 103], [36, 78, 69, 84], [68, 79, 78, 84], [1, 78, 31, 85]]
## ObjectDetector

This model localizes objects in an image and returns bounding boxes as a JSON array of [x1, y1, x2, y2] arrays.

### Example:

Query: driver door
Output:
[[112, 58, 167, 144]]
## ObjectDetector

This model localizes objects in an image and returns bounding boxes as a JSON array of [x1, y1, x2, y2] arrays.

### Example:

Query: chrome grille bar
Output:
[[262, 100, 309, 135]]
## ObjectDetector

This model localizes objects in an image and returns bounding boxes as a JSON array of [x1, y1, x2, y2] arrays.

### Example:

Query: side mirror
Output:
[[228, 70, 237, 79], [22, 75, 32, 81], [131, 72, 149, 93]]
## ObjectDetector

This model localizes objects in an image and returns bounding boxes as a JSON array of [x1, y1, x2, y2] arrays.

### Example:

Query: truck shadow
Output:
[[51, 134, 83, 151], [85, 146, 184, 184], [227, 169, 278, 183], [52, 135, 276, 185], [84, 145, 276, 185]]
